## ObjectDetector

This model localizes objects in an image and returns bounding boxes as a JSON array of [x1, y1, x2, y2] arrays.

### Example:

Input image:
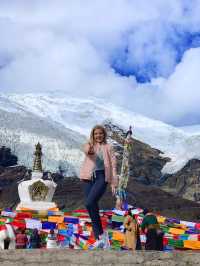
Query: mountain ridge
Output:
[[1, 92, 200, 177]]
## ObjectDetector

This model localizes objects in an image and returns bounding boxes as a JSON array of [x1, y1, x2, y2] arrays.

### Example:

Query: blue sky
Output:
[[111, 30, 200, 83], [0, 0, 200, 126]]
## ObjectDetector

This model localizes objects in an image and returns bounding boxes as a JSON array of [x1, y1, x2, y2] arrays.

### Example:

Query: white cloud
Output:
[[128, 47, 200, 125], [0, 1, 200, 125], [160, 48, 200, 122]]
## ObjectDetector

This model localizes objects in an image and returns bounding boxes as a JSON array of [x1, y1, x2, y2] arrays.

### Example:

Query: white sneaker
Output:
[[101, 231, 110, 249], [89, 232, 110, 250], [90, 239, 104, 249]]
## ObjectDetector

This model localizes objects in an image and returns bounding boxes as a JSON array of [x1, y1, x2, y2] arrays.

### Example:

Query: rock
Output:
[[0, 250, 200, 266], [0, 146, 18, 167], [162, 159, 200, 202], [104, 122, 170, 184], [104, 122, 200, 203]]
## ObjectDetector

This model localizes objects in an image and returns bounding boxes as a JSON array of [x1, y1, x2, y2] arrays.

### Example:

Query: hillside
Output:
[[0, 164, 199, 221]]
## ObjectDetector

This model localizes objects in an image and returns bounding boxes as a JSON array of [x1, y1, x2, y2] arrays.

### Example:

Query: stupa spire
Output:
[[33, 142, 43, 172]]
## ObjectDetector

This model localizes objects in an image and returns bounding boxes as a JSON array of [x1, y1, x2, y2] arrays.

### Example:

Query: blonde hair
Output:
[[89, 125, 107, 145]]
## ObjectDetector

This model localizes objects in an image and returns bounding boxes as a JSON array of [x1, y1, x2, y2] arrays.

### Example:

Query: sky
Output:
[[0, 0, 200, 126]]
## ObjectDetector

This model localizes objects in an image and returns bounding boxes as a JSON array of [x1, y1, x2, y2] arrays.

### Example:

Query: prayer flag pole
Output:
[[115, 129, 134, 210]]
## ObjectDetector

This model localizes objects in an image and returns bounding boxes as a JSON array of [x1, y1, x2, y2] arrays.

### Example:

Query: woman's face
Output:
[[94, 128, 105, 144]]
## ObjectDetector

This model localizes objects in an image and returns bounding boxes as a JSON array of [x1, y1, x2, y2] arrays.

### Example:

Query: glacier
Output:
[[0, 92, 200, 175]]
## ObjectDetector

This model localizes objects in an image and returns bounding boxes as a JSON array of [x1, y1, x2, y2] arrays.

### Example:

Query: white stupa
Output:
[[17, 143, 57, 211]]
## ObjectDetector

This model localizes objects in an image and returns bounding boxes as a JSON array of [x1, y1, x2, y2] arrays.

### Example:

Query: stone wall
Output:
[[0, 250, 200, 266]]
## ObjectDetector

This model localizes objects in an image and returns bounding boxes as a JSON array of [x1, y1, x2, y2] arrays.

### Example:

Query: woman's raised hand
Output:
[[88, 142, 94, 155]]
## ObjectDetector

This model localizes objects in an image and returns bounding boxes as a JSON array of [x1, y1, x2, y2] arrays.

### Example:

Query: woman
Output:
[[141, 208, 160, 250], [123, 210, 138, 250], [46, 229, 57, 249], [29, 228, 41, 249], [80, 125, 118, 247], [15, 229, 28, 249]]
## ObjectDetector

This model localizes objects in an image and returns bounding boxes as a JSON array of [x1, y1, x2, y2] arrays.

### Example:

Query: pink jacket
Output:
[[80, 143, 118, 187]]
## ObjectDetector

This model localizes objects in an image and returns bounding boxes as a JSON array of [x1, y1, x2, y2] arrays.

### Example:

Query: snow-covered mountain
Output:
[[0, 94, 86, 175], [1, 92, 200, 175]]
